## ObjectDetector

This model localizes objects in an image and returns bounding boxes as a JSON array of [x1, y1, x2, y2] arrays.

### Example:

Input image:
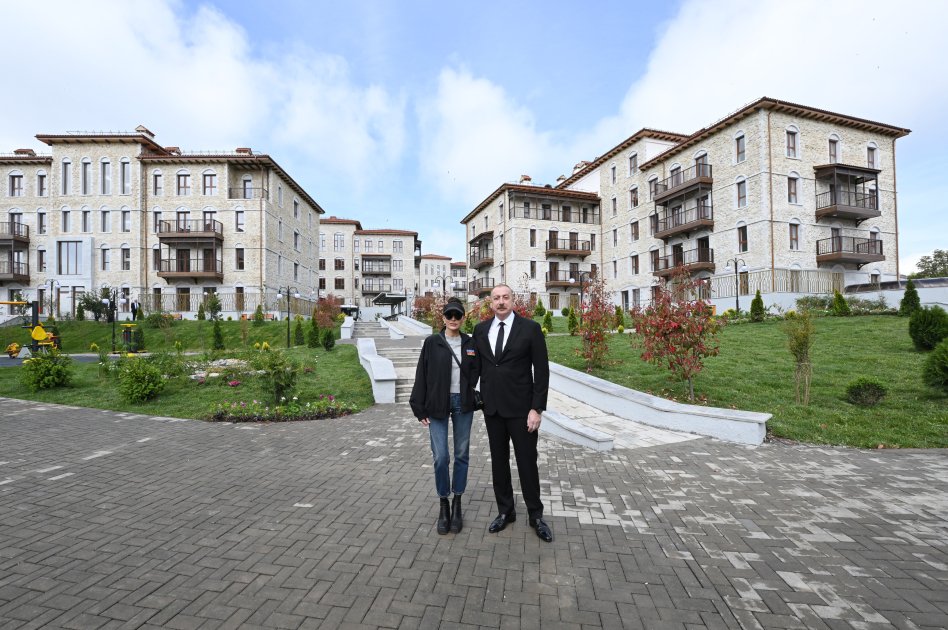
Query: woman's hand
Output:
[[419, 418, 430, 427]]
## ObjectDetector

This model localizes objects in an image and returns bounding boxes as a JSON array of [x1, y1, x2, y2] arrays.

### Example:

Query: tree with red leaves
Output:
[[576, 273, 612, 371], [628, 269, 723, 401]]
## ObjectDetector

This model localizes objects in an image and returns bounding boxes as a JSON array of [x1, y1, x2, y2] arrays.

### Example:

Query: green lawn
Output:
[[0, 319, 338, 354], [0, 344, 373, 421], [546, 315, 947, 449]]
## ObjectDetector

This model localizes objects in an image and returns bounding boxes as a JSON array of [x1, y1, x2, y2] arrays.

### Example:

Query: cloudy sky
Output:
[[3, 0, 946, 272]]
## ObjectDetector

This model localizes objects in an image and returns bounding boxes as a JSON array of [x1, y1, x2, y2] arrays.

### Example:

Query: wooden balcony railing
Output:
[[545, 238, 592, 256], [653, 204, 713, 239], [815, 190, 881, 223], [816, 237, 883, 267], [545, 270, 581, 288], [468, 277, 495, 295], [362, 284, 392, 293], [652, 163, 713, 203], [362, 263, 392, 274], [470, 250, 494, 269], [653, 247, 715, 277], [511, 207, 601, 225], [158, 219, 224, 238]]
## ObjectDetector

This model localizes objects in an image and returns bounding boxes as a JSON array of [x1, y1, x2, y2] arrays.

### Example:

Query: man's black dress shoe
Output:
[[488, 513, 516, 533], [529, 517, 553, 542]]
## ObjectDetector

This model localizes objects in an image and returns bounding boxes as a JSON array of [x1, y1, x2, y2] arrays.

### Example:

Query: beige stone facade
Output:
[[450, 261, 467, 300], [418, 254, 452, 296], [1, 127, 324, 318], [463, 98, 910, 311], [351, 229, 421, 308]]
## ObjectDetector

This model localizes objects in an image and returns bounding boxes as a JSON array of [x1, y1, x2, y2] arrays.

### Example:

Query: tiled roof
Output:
[[461, 183, 601, 224], [554, 128, 689, 189], [355, 229, 418, 236]]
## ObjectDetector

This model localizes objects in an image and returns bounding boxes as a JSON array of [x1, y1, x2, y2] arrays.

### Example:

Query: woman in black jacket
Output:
[[409, 297, 478, 534]]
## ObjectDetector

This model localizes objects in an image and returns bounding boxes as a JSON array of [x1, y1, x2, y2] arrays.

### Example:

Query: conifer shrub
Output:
[[899, 279, 921, 316], [321, 328, 335, 351], [534, 299, 546, 317], [845, 377, 888, 407], [543, 310, 553, 332], [750, 290, 765, 322], [212, 319, 225, 350], [923, 338, 948, 394], [909, 305, 948, 351], [252, 304, 265, 326], [831, 290, 851, 316]]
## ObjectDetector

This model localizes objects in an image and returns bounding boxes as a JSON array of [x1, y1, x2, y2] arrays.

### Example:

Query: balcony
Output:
[[652, 248, 715, 278], [362, 262, 392, 275], [0, 221, 29, 246], [469, 229, 493, 245], [468, 277, 495, 296], [545, 271, 580, 289], [158, 219, 224, 242], [653, 204, 713, 240], [652, 163, 713, 204], [361, 252, 391, 259], [511, 207, 601, 225], [545, 238, 592, 258], [815, 190, 881, 224], [362, 283, 392, 294], [157, 257, 224, 282], [0, 260, 29, 283], [816, 237, 884, 268], [227, 187, 269, 200], [470, 250, 494, 270]]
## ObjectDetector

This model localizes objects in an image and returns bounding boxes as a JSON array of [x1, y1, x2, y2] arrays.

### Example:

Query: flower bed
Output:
[[205, 395, 357, 423]]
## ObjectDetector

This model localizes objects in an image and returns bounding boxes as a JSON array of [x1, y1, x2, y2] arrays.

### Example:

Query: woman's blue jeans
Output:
[[428, 393, 474, 498]]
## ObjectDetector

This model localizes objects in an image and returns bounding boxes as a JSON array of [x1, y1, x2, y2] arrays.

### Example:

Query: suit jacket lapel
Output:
[[498, 315, 521, 362]]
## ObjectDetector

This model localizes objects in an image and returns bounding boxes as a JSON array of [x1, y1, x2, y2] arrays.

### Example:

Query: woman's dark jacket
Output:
[[409, 331, 478, 419]]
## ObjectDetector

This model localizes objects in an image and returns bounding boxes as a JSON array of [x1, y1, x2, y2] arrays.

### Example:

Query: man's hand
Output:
[[419, 418, 430, 427], [527, 409, 542, 432]]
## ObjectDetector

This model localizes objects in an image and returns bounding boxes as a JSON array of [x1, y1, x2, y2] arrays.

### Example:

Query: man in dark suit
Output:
[[473, 284, 553, 542]]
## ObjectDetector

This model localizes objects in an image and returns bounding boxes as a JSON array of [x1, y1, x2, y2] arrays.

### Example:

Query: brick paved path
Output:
[[0, 397, 946, 629]]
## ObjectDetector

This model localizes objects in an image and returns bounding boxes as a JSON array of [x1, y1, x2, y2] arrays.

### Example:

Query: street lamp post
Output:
[[725, 258, 747, 314], [569, 271, 592, 315], [100, 288, 125, 353], [433, 273, 451, 298], [276, 286, 300, 348]]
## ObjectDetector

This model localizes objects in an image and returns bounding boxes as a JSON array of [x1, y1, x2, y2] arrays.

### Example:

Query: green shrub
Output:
[[567, 308, 579, 336], [845, 377, 888, 407], [118, 358, 165, 403], [205, 293, 222, 320], [543, 311, 553, 332], [462, 317, 475, 334], [252, 349, 298, 403], [133, 326, 145, 351], [322, 328, 336, 351], [796, 295, 833, 311], [294, 317, 305, 346], [21, 350, 73, 392], [212, 319, 225, 350], [75, 303, 85, 321], [750, 290, 765, 322], [145, 312, 174, 329], [831, 290, 851, 316], [534, 299, 546, 317], [252, 304, 265, 327], [899, 279, 921, 316], [909, 305, 948, 351], [614, 305, 625, 329], [196, 302, 206, 321], [541, 327, 548, 336], [146, 351, 188, 379], [617, 324, 625, 334], [560, 307, 569, 317], [923, 338, 948, 393]]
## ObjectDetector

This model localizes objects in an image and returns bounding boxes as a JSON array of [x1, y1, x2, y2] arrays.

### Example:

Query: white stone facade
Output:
[[1, 128, 324, 318], [462, 98, 910, 312], [418, 254, 452, 296]]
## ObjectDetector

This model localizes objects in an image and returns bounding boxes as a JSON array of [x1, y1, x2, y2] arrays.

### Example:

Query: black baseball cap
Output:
[[443, 301, 465, 318]]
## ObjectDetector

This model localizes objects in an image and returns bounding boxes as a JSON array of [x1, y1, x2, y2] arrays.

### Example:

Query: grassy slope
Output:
[[546, 315, 947, 449]]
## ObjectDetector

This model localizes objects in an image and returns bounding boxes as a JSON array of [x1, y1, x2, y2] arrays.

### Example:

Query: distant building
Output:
[[418, 254, 453, 296]]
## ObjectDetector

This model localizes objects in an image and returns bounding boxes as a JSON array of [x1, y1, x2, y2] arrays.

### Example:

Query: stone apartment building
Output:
[[450, 261, 467, 300], [349, 228, 421, 308], [463, 98, 910, 311], [1, 127, 324, 319], [418, 254, 453, 296]]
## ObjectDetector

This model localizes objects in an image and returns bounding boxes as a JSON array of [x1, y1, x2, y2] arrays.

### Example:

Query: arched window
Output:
[[867, 141, 879, 169], [786, 125, 800, 158], [828, 133, 840, 163], [80, 158, 92, 195], [734, 131, 746, 163], [36, 169, 48, 196], [99, 244, 111, 272], [201, 169, 217, 196], [119, 158, 131, 195], [789, 218, 801, 251], [628, 152, 638, 175], [7, 169, 24, 197], [99, 158, 112, 195], [787, 170, 801, 204], [735, 176, 748, 208], [175, 169, 191, 196], [61, 158, 72, 195], [151, 169, 163, 195]]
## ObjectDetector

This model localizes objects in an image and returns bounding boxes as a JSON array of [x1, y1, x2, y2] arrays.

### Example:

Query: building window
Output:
[[549, 293, 559, 310], [100, 247, 110, 271], [294, 262, 299, 282], [611, 196, 617, 217], [737, 225, 748, 253], [611, 165, 616, 184], [319, 278, 326, 290], [202, 173, 217, 195], [153, 247, 160, 271], [787, 177, 798, 204], [335, 278, 345, 290], [649, 214, 658, 234], [867, 146, 877, 169], [735, 134, 746, 163], [789, 223, 800, 250], [786, 129, 798, 158], [99, 160, 111, 194], [631, 221, 639, 242], [37, 249, 47, 272], [334, 233, 344, 251], [100, 210, 111, 232], [378, 239, 384, 252], [61, 160, 72, 194], [629, 187, 639, 208], [37, 172, 48, 196], [153, 172, 163, 195], [293, 200, 299, 218], [648, 178, 658, 199], [530, 229, 536, 247], [530, 260, 536, 279], [8, 174, 23, 197], [235, 248, 245, 270], [591, 233, 596, 251], [81, 210, 91, 233], [233, 211, 245, 233], [612, 260, 617, 278], [61, 209, 71, 232], [828, 138, 838, 163], [631, 255, 639, 275], [294, 232, 301, 251], [58, 241, 80, 274], [121, 247, 130, 270], [81, 159, 92, 195], [120, 160, 131, 195], [37, 212, 47, 234], [121, 210, 131, 232], [628, 153, 637, 174], [176, 173, 190, 195], [278, 220, 283, 241], [335, 258, 345, 271], [737, 179, 747, 208], [612, 229, 618, 247], [278, 186, 283, 206], [318, 259, 326, 271], [393, 240, 403, 253]]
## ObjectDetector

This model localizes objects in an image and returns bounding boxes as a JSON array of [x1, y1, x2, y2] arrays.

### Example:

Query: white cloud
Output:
[[417, 67, 567, 205], [0, 0, 405, 188]]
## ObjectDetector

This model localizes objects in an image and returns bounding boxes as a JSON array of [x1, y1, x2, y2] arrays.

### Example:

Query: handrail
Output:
[[653, 163, 713, 197], [655, 204, 713, 234], [655, 247, 714, 271], [158, 219, 224, 235], [511, 207, 601, 224], [815, 190, 878, 211], [546, 238, 591, 251], [816, 236, 883, 256], [0, 261, 29, 274], [158, 258, 223, 273], [468, 278, 495, 292], [0, 221, 29, 238]]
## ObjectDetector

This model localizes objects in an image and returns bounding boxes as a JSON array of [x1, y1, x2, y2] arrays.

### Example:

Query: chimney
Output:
[[556, 174, 566, 182], [135, 125, 155, 138], [519, 174, 532, 184], [164, 146, 181, 155], [235, 147, 253, 155], [572, 160, 589, 174], [13, 149, 36, 156]]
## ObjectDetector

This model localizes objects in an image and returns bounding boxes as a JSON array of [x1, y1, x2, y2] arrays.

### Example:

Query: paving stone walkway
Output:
[[0, 397, 946, 629]]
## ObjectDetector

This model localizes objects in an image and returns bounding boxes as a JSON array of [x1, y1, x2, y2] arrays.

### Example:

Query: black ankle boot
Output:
[[450, 495, 463, 533], [437, 498, 451, 535]]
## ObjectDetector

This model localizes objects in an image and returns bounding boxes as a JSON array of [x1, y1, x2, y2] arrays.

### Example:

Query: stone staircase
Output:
[[352, 321, 390, 340], [376, 341, 423, 403]]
